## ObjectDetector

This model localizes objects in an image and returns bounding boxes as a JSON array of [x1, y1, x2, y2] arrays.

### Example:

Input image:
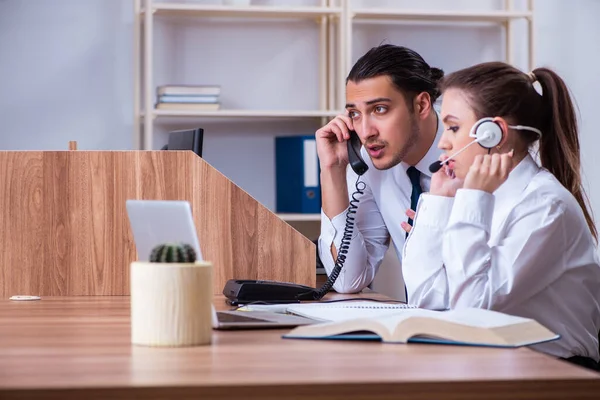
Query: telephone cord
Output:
[[307, 175, 366, 300]]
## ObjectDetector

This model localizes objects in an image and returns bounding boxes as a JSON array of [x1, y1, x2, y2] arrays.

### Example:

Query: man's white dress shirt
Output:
[[403, 154, 600, 361], [318, 113, 444, 294]]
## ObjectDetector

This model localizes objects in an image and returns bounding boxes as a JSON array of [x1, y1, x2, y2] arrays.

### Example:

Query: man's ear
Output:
[[413, 92, 432, 120]]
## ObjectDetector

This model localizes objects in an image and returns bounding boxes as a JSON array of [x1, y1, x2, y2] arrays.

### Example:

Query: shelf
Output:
[[135, 1, 535, 151], [151, 109, 342, 119], [351, 9, 533, 23], [277, 213, 320, 222], [145, 3, 342, 19]]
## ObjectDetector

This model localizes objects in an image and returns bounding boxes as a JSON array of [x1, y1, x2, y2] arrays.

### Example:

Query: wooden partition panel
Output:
[[0, 151, 315, 297]]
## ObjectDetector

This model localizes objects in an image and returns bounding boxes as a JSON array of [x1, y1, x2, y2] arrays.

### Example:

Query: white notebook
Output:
[[286, 301, 417, 322]]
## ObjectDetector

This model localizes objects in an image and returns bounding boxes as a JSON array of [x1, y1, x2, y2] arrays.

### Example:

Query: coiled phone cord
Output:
[[306, 175, 366, 300]]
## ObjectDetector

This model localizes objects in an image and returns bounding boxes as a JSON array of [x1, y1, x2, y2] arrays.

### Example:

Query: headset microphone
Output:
[[428, 160, 444, 174], [428, 137, 489, 173]]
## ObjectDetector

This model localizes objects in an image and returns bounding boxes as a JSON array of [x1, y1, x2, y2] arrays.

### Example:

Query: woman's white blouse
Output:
[[403, 154, 600, 361]]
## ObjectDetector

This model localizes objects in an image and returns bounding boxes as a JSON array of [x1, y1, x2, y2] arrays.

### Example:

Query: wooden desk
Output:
[[0, 296, 598, 400]]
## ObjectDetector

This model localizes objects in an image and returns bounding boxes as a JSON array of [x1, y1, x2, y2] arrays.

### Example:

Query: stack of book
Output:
[[155, 85, 221, 111]]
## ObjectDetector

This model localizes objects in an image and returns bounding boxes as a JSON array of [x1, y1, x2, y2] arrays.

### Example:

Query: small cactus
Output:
[[150, 243, 197, 263]]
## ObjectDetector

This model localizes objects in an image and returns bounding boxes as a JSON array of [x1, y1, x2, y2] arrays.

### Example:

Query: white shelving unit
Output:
[[151, 109, 341, 118], [339, 0, 535, 89], [150, 2, 343, 18], [133, 0, 535, 228], [276, 213, 321, 222], [350, 9, 533, 21], [134, 0, 345, 152]]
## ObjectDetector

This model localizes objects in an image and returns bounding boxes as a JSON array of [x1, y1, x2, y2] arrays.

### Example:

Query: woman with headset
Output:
[[401, 61, 600, 371]]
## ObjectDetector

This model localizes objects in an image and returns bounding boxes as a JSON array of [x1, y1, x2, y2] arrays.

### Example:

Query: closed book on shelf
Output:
[[156, 103, 220, 111], [275, 136, 321, 214], [158, 94, 219, 104], [157, 85, 221, 96]]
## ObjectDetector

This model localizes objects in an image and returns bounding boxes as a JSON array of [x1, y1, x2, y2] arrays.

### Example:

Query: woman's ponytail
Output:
[[534, 67, 597, 241]]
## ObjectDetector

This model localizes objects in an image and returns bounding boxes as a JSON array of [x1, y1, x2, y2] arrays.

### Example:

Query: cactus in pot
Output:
[[130, 241, 213, 347], [150, 242, 197, 263]]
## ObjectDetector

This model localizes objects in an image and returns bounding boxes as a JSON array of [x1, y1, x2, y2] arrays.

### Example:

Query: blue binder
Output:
[[275, 135, 321, 213]]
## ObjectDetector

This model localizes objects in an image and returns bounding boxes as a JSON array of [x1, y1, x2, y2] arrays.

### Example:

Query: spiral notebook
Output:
[[285, 301, 417, 323]]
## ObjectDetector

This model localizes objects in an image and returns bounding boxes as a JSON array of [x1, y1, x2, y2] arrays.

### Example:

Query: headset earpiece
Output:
[[471, 118, 503, 149]]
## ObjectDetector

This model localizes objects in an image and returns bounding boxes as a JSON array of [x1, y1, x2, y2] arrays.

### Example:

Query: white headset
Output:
[[429, 117, 543, 173], [470, 117, 542, 149]]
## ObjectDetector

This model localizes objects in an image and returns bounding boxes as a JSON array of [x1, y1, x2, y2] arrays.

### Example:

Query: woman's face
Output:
[[439, 88, 492, 179]]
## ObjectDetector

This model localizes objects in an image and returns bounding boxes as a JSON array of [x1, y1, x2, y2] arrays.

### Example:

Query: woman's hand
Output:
[[430, 162, 464, 198], [464, 150, 514, 193]]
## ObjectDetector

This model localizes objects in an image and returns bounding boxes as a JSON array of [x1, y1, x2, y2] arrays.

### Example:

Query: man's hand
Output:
[[464, 151, 513, 193], [315, 114, 355, 171], [401, 208, 416, 234], [318, 115, 355, 222]]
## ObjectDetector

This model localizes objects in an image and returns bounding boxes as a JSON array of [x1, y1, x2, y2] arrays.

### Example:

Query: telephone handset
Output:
[[347, 130, 368, 176]]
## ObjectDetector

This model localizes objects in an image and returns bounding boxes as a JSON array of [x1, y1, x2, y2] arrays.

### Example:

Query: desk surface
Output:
[[0, 295, 598, 400]]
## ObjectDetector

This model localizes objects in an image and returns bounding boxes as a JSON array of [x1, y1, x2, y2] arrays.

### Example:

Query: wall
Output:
[[1, 0, 599, 220], [0, 0, 134, 150], [534, 1, 600, 224]]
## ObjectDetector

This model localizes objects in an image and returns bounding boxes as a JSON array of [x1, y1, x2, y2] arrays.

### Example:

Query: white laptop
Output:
[[125, 199, 316, 330], [125, 200, 202, 261]]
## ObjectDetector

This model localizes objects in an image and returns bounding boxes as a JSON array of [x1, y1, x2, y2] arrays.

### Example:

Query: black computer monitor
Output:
[[161, 128, 204, 157]]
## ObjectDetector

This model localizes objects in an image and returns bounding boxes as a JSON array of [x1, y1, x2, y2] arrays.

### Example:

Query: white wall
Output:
[[1, 0, 599, 220], [0, 0, 134, 150], [534, 1, 600, 226]]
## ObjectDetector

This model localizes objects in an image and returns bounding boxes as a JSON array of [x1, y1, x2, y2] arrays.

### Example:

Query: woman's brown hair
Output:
[[439, 62, 597, 241]]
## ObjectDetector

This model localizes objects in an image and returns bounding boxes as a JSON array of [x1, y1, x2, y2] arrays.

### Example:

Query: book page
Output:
[[433, 308, 531, 328], [290, 304, 533, 330], [371, 308, 531, 329]]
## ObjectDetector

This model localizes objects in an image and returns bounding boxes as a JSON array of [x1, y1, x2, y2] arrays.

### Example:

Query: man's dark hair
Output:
[[346, 44, 444, 105]]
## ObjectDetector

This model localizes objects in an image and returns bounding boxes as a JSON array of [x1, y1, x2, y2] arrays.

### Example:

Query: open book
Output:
[[283, 307, 560, 348]]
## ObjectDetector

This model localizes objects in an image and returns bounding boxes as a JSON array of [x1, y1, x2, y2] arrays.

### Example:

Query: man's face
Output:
[[345, 75, 419, 170]]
